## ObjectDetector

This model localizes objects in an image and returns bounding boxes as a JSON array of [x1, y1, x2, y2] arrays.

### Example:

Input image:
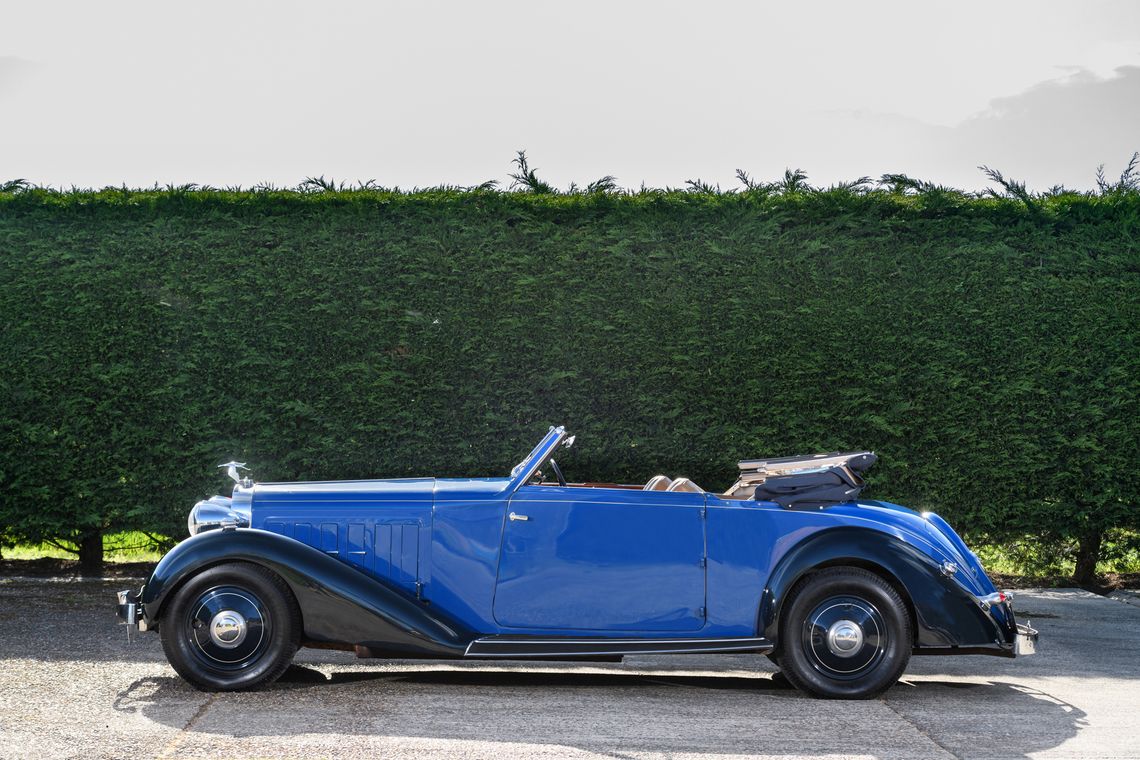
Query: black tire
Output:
[[160, 562, 301, 691], [774, 567, 911, 699]]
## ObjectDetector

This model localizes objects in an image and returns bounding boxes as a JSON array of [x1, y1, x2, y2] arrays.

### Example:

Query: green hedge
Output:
[[1, 186, 1137, 576]]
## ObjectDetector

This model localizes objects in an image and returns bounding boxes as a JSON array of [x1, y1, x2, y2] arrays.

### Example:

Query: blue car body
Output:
[[125, 426, 1027, 668]]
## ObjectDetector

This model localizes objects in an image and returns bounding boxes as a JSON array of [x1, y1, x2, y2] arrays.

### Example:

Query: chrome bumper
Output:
[[1015, 622, 1038, 656], [116, 589, 138, 625], [116, 589, 147, 639], [976, 591, 1039, 656]]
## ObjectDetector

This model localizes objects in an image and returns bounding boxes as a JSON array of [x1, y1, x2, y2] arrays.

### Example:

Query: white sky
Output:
[[2, 1, 1139, 192]]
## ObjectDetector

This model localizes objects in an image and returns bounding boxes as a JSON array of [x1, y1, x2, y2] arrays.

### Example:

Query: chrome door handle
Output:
[[509, 512, 529, 522]]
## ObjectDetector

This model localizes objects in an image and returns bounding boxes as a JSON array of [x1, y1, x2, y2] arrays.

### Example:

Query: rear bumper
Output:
[[1015, 622, 1038, 655], [914, 590, 1039, 658], [975, 591, 1038, 656], [981, 591, 1038, 657]]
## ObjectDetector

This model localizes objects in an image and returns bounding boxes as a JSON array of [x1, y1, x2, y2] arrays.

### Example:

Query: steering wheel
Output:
[[548, 458, 567, 487]]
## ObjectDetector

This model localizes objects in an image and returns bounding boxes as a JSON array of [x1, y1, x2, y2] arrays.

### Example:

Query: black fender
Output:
[[758, 527, 1015, 652], [140, 528, 473, 657]]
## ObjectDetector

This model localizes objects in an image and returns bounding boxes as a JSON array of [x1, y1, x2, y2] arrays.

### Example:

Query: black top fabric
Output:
[[845, 453, 878, 473], [753, 465, 868, 509]]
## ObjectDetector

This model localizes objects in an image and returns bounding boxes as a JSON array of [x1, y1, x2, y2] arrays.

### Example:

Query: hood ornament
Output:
[[219, 461, 252, 488]]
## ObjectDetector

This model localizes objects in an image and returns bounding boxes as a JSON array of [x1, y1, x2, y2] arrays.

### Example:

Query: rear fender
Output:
[[140, 528, 472, 657], [760, 527, 1012, 650]]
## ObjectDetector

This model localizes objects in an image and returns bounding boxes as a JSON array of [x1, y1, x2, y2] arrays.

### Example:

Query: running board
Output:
[[464, 636, 773, 658]]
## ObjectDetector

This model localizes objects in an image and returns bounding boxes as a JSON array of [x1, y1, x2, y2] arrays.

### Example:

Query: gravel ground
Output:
[[0, 579, 1138, 759]]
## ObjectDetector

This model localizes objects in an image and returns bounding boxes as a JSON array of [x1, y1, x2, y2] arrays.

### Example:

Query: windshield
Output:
[[510, 426, 565, 479]]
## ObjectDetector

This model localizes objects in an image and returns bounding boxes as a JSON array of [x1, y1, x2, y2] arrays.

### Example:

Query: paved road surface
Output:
[[0, 579, 1137, 759]]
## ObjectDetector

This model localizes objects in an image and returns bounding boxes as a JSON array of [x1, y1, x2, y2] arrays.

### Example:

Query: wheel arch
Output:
[[145, 557, 302, 632], [779, 555, 919, 647], [759, 526, 1001, 650], [140, 528, 473, 657]]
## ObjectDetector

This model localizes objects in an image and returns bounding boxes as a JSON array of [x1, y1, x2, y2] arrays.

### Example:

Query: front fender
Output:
[[759, 527, 1015, 651], [140, 528, 472, 657]]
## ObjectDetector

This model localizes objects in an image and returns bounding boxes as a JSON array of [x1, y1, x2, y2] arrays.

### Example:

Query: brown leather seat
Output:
[[643, 475, 673, 491], [666, 477, 703, 493]]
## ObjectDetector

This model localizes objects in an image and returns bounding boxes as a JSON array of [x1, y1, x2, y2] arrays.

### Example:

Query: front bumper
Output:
[[116, 589, 148, 634]]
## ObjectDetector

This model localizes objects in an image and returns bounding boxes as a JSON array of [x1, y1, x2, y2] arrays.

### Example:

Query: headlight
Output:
[[187, 494, 251, 536]]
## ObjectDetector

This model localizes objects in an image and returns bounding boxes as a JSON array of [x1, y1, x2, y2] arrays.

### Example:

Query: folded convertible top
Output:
[[737, 451, 877, 475], [727, 451, 877, 508]]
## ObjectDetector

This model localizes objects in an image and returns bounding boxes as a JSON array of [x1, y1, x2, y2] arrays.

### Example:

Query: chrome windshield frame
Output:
[[508, 425, 567, 492]]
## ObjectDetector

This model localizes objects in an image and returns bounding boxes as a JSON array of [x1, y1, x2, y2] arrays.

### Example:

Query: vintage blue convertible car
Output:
[[117, 426, 1036, 698]]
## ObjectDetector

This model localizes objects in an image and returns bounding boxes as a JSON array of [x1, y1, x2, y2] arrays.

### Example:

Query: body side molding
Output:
[[465, 635, 773, 658]]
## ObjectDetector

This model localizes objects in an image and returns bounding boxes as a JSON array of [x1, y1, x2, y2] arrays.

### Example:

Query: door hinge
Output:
[[698, 607, 706, 617], [699, 557, 707, 568], [415, 581, 424, 601]]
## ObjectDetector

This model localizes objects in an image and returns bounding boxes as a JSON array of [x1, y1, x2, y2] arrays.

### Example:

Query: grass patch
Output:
[[974, 530, 1140, 577], [5, 531, 168, 563]]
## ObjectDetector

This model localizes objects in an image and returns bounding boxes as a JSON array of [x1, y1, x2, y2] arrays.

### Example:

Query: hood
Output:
[[252, 477, 436, 504]]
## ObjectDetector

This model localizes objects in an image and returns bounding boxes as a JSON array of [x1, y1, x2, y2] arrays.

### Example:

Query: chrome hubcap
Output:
[[801, 595, 886, 679], [826, 619, 863, 657], [209, 610, 248, 649], [187, 586, 270, 669]]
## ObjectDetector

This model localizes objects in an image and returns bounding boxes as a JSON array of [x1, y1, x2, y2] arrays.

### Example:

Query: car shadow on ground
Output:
[[112, 666, 1087, 758], [280, 663, 800, 690]]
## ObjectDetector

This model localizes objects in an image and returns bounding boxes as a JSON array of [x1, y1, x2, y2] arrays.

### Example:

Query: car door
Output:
[[493, 484, 707, 632]]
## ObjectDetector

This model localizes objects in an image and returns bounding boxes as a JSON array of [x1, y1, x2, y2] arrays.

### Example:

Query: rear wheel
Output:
[[160, 562, 300, 691], [774, 567, 911, 699]]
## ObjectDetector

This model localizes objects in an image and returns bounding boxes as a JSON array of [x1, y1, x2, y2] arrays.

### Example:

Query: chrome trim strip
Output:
[[464, 636, 773, 658], [481, 636, 766, 644]]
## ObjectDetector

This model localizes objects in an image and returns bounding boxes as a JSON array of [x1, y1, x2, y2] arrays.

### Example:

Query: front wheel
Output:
[[774, 567, 912, 699], [160, 562, 300, 691]]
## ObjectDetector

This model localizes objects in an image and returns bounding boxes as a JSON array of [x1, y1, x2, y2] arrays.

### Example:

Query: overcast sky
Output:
[[2, 1, 1139, 192]]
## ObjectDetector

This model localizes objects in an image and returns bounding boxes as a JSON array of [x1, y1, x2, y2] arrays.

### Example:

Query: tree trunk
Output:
[[79, 531, 104, 577], [1073, 530, 1102, 586]]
